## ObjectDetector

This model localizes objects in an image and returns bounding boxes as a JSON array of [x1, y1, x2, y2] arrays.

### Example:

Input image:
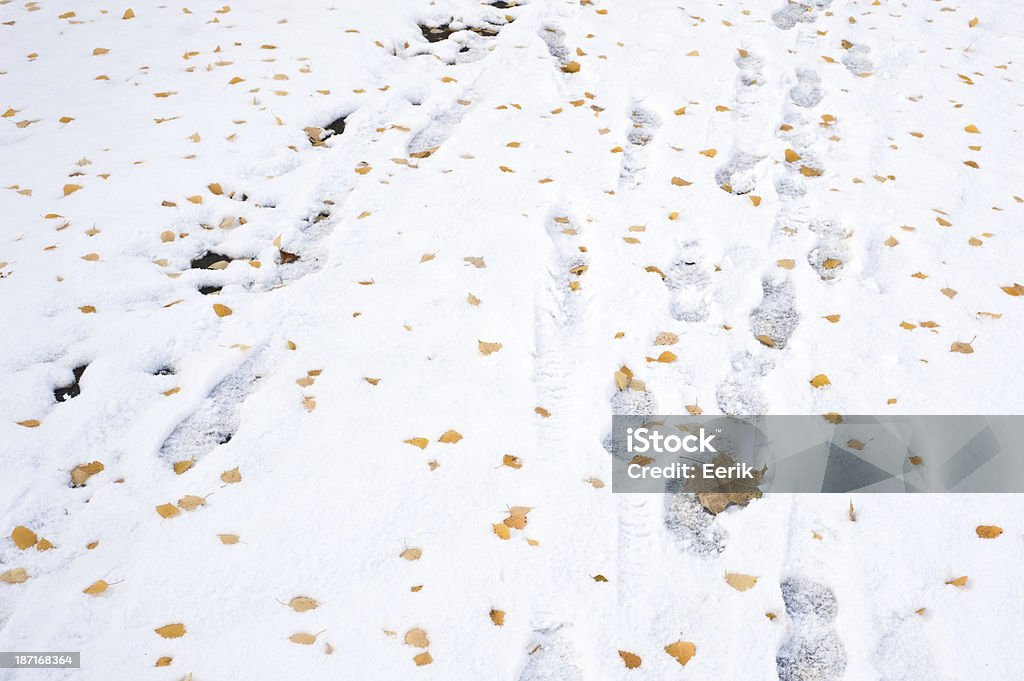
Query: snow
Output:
[[2, 0, 1024, 679]]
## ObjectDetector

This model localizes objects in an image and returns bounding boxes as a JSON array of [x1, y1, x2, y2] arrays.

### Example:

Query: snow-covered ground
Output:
[[2, 0, 1024, 679]]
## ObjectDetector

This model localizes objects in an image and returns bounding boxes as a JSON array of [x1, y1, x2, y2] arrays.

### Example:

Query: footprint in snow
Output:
[[777, 578, 847, 681]]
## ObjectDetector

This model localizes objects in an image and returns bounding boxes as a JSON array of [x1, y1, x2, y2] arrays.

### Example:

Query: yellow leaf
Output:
[[950, 340, 974, 354], [502, 454, 522, 469], [909, 455, 924, 465], [289, 596, 319, 612], [83, 580, 108, 596], [492, 523, 511, 540], [405, 437, 429, 450], [401, 547, 422, 561], [822, 258, 842, 269], [413, 652, 433, 666], [122, 8, 135, 19], [785, 149, 801, 163], [218, 534, 239, 544], [404, 628, 429, 648], [562, 61, 581, 73], [289, 632, 319, 645], [212, 303, 233, 317], [665, 641, 696, 667], [155, 623, 186, 639], [0, 568, 29, 584], [969, 17, 979, 27], [208, 182, 223, 195], [964, 124, 980, 134], [11, 526, 37, 550], [478, 340, 503, 355], [155, 657, 172, 667], [221, 467, 241, 483], [156, 503, 180, 519], [71, 461, 104, 486], [946, 575, 968, 587], [671, 176, 692, 187], [976, 525, 1002, 539], [489, 609, 505, 626], [438, 430, 462, 444], [173, 460, 194, 475], [777, 259, 795, 270], [725, 573, 758, 591], [618, 651, 642, 669], [810, 374, 831, 388], [177, 495, 206, 511], [92, 47, 110, 56], [81, 253, 100, 262], [755, 335, 775, 348], [655, 351, 677, 363], [64, 184, 83, 196], [699, 148, 717, 158], [467, 293, 481, 306]]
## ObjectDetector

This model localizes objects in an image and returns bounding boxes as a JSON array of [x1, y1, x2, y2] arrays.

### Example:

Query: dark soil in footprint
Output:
[[420, 22, 498, 44], [325, 115, 346, 136], [190, 252, 233, 270], [54, 364, 87, 402]]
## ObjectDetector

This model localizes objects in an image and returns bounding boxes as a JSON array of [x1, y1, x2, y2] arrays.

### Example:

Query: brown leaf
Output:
[[405, 437, 429, 450], [177, 495, 206, 511], [724, 573, 758, 592], [83, 580, 109, 595], [156, 503, 180, 519], [400, 547, 422, 561], [665, 641, 696, 667], [221, 467, 241, 484], [289, 632, 319, 645], [404, 628, 429, 648], [502, 454, 522, 469], [946, 575, 968, 587], [0, 568, 28, 584], [11, 526, 37, 550], [155, 623, 187, 639], [71, 461, 104, 486], [976, 525, 1003, 539], [288, 596, 319, 612], [413, 652, 433, 666], [950, 340, 974, 354], [438, 430, 462, 444], [478, 340, 503, 355], [489, 609, 505, 626], [218, 534, 240, 544], [618, 651, 642, 669]]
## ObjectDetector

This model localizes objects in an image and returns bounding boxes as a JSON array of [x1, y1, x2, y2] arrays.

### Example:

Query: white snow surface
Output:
[[2, 0, 1024, 679]]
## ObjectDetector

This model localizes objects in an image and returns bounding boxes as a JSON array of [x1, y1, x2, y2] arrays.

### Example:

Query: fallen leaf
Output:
[[404, 628, 429, 648], [155, 623, 186, 639], [289, 596, 319, 612], [665, 641, 696, 667], [11, 526, 37, 550], [946, 575, 968, 587], [177, 495, 206, 511], [489, 609, 505, 626], [438, 430, 462, 444], [405, 437, 429, 450], [71, 461, 104, 486], [492, 523, 511, 540], [156, 503, 180, 519], [173, 460, 194, 475], [618, 651, 642, 669], [976, 525, 1002, 539], [83, 580, 108, 596], [724, 573, 758, 592], [400, 547, 422, 561], [810, 374, 831, 388], [502, 454, 522, 469], [218, 534, 239, 544], [950, 340, 974, 354], [478, 340, 503, 355], [212, 303, 232, 317], [0, 568, 28, 584], [413, 652, 433, 666], [221, 467, 241, 483]]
